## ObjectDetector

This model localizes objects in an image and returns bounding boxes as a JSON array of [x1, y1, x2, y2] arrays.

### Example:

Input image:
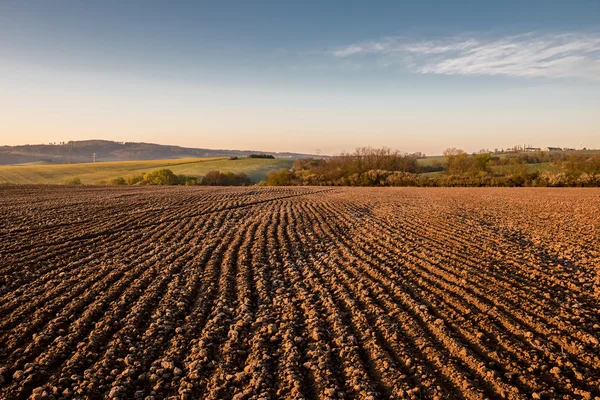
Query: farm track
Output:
[[0, 186, 599, 400]]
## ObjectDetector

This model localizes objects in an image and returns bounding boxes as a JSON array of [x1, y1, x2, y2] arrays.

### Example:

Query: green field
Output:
[[489, 162, 558, 175], [417, 156, 445, 167], [0, 157, 293, 185], [523, 162, 557, 173]]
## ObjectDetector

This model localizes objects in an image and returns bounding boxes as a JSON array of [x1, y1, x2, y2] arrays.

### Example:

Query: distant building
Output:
[[525, 147, 541, 152], [543, 147, 562, 151]]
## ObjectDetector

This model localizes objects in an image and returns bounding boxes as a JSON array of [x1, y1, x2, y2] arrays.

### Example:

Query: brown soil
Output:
[[1, 186, 598, 400]]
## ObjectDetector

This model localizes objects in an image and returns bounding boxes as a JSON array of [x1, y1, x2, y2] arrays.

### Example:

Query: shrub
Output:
[[576, 173, 600, 187], [121, 169, 197, 186], [385, 171, 421, 186], [177, 175, 199, 186], [143, 169, 179, 185], [126, 174, 145, 185], [108, 177, 127, 185], [202, 170, 223, 186], [266, 169, 296, 186], [201, 170, 251, 186]]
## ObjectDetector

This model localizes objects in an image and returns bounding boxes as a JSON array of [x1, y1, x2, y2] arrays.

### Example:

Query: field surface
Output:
[[0, 158, 293, 185], [1, 186, 599, 400]]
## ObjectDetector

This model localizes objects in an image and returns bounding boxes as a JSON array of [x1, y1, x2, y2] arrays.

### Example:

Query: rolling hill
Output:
[[0, 157, 293, 185], [0, 140, 318, 165]]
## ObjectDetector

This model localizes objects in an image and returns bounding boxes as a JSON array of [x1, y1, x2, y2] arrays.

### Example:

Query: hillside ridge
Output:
[[0, 140, 319, 165]]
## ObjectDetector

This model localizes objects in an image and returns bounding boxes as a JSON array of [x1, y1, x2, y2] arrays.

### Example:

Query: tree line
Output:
[[62, 149, 600, 187], [263, 147, 600, 187], [91, 169, 251, 186]]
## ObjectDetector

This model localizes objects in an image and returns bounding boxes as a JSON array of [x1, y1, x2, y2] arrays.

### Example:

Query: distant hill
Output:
[[0, 140, 319, 165]]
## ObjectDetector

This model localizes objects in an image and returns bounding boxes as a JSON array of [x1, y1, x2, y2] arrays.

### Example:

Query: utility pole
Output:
[[93, 153, 97, 163]]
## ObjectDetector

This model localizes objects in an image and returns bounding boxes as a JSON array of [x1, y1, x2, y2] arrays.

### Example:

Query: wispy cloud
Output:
[[332, 32, 600, 80]]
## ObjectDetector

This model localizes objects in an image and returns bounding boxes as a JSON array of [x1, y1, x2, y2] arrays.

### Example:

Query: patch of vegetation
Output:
[[201, 170, 250, 186], [263, 147, 600, 187], [99, 169, 251, 186], [247, 154, 275, 159]]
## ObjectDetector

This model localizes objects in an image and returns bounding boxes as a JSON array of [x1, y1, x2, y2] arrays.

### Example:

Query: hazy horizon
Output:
[[3, 137, 599, 159], [1, 0, 599, 155]]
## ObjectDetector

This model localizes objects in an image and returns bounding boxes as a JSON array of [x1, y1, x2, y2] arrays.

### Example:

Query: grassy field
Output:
[[0, 157, 293, 185], [416, 154, 509, 167], [417, 155, 445, 167], [523, 162, 558, 173], [490, 162, 558, 174]]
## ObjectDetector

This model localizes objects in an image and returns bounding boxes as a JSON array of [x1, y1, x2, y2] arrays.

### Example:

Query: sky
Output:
[[0, 0, 599, 155]]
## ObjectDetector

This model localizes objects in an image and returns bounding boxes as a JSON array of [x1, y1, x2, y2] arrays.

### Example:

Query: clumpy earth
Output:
[[1, 186, 599, 399]]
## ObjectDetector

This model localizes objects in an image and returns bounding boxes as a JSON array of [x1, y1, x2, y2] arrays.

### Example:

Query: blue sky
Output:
[[1, 0, 599, 154]]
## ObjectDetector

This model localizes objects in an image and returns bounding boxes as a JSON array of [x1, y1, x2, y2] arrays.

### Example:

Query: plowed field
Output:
[[1, 186, 599, 400]]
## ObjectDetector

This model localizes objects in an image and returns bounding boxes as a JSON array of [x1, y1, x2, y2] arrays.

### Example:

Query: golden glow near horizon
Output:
[[1, 73, 597, 154]]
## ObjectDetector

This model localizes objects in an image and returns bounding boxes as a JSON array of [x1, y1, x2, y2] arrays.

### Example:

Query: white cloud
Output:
[[332, 32, 600, 80], [333, 45, 366, 57]]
